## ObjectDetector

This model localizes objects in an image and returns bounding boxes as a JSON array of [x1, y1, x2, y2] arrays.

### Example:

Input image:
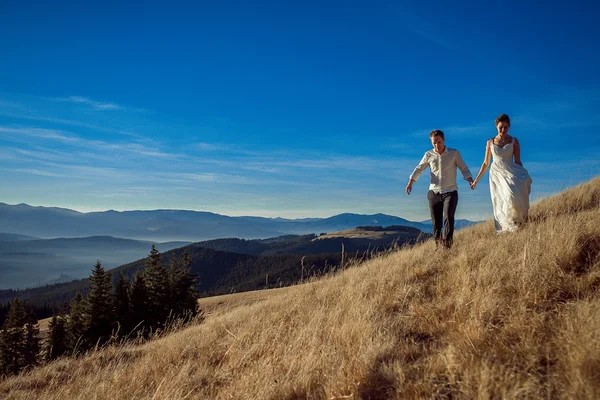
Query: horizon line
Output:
[[0, 201, 435, 222]]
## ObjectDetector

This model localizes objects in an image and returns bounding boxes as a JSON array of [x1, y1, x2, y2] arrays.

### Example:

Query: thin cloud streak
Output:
[[406, 25, 452, 50], [64, 96, 122, 110], [51, 95, 148, 112], [195, 142, 229, 151], [1, 168, 65, 178], [394, 7, 453, 50], [0, 126, 79, 143], [87, 141, 178, 159], [193, 142, 264, 156], [0, 100, 31, 112], [0, 124, 180, 160], [0, 109, 143, 138]]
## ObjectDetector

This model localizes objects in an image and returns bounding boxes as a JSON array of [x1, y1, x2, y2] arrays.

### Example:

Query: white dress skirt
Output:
[[489, 138, 532, 232]]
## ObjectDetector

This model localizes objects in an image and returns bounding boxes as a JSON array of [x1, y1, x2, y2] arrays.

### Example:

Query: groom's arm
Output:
[[406, 153, 429, 195], [455, 151, 473, 184]]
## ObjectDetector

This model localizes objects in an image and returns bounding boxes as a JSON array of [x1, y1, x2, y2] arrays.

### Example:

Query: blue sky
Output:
[[0, 0, 598, 221]]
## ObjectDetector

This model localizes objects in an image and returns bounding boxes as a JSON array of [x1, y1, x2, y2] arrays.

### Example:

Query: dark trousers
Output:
[[427, 190, 458, 248]]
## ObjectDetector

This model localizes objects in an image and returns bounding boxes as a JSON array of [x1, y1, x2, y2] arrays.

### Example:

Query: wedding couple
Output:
[[405, 113, 532, 248]]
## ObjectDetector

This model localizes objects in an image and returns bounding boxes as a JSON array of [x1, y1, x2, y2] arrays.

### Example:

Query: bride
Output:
[[471, 113, 532, 232]]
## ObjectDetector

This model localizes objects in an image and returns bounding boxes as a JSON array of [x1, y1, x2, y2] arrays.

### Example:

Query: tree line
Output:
[[0, 245, 200, 377]]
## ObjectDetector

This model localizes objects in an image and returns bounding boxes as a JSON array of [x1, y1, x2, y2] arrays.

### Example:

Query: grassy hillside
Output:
[[1, 178, 599, 399]]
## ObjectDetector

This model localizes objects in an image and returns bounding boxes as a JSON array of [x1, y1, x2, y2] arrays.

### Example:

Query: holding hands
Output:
[[467, 178, 476, 190]]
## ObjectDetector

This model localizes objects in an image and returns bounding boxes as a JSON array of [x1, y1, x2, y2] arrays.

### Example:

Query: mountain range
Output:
[[0, 203, 477, 242]]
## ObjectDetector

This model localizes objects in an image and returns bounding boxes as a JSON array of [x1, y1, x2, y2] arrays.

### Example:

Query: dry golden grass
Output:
[[197, 287, 290, 318], [2, 177, 600, 399]]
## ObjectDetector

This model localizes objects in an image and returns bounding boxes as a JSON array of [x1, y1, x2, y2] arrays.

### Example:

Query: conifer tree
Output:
[[22, 311, 40, 370], [66, 292, 88, 354], [143, 245, 170, 330], [114, 272, 131, 336], [46, 315, 68, 361], [165, 251, 200, 322], [180, 250, 199, 317], [0, 298, 27, 375], [86, 260, 115, 346], [168, 255, 184, 314], [129, 273, 148, 336]]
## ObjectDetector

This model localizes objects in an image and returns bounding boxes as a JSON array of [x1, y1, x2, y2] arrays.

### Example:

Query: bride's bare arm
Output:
[[513, 138, 523, 166], [472, 140, 492, 188]]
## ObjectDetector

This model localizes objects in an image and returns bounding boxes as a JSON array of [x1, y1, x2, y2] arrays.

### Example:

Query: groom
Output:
[[406, 130, 473, 248]]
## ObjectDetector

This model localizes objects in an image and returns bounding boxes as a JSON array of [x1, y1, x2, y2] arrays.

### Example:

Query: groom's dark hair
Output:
[[430, 130, 445, 140]]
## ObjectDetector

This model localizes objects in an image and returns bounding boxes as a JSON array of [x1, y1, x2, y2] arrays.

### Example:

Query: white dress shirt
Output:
[[409, 147, 472, 194]]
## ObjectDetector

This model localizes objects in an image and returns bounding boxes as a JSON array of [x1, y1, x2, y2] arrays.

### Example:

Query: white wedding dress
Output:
[[489, 138, 532, 232]]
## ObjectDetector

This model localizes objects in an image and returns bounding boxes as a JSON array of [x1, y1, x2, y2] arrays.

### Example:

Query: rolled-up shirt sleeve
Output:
[[455, 150, 472, 181], [409, 153, 429, 182]]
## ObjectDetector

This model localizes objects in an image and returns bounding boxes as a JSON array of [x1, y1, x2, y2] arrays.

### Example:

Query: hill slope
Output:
[[1, 178, 599, 399]]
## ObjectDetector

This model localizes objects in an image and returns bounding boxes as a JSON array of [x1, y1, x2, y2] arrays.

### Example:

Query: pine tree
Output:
[[129, 273, 148, 336], [66, 292, 88, 354], [86, 260, 115, 346], [143, 245, 170, 330], [164, 250, 201, 324], [22, 311, 40, 370], [46, 315, 68, 361], [114, 272, 131, 336], [168, 255, 184, 314], [0, 298, 27, 375], [180, 250, 199, 317]]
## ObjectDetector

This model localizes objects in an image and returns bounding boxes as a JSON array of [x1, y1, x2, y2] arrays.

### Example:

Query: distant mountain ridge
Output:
[[0, 233, 39, 241], [0, 203, 477, 242]]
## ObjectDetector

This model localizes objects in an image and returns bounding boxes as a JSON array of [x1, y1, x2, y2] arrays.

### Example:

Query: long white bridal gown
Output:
[[489, 137, 532, 232]]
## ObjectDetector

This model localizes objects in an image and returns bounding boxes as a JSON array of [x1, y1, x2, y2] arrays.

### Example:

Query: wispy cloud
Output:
[[0, 124, 180, 160], [193, 142, 262, 156], [51, 95, 148, 112], [87, 141, 178, 158], [0, 126, 79, 143], [238, 153, 414, 178], [0, 99, 31, 112], [64, 96, 123, 110], [1, 167, 65, 178], [195, 142, 227, 151], [512, 115, 600, 131], [0, 109, 143, 138], [405, 25, 452, 50], [395, 8, 453, 50], [16, 148, 77, 163], [180, 172, 300, 186], [526, 159, 600, 175], [39, 162, 135, 181]]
